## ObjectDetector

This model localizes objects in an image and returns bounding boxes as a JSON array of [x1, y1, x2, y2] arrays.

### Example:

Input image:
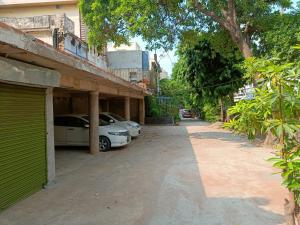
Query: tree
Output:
[[173, 36, 244, 121], [79, 0, 293, 58], [255, 12, 300, 61], [159, 78, 192, 108], [225, 56, 300, 225]]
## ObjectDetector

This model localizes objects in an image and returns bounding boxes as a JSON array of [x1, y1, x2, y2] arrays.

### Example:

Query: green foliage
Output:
[[159, 78, 192, 108], [256, 12, 300, 61], [202, 101, 219, 122], [79, 0, 294, 52], [146, 95, 179, 119], [225, 55, 300, 204], [173, 36, 245, 121], [174, 38, 244, 100], [147, 96, 160, 118]]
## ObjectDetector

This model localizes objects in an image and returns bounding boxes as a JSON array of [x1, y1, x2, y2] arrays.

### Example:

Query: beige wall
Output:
[[0, 4, 80, 37], [29, 30, 53, 45]]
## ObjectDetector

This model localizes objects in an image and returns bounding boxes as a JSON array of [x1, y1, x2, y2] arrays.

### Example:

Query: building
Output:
[[160, 69, 169, 80], [0, 0, 147, 211], [107, 42, 150, 86], [0, 0, 107, 69]]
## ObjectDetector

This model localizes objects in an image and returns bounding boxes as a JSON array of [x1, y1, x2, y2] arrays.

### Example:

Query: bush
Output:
[[202, 102, 219, 122]]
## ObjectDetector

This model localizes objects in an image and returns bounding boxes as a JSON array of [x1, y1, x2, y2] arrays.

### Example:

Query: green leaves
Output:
[[226, 53, 300, 204]]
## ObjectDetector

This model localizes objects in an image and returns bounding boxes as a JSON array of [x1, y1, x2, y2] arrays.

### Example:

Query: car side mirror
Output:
[[84, 124, 90, 128], [109, 119, 114, 123]]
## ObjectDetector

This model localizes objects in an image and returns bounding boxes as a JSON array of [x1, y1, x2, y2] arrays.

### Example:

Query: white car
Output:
[[99, 112, 141, 137], [54, 114, 131, 151]]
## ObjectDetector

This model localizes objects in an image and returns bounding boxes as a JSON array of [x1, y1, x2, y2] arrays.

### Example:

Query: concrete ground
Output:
[[0, 121, 288, 225]]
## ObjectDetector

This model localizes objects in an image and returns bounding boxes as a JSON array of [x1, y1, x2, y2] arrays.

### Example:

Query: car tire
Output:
[[99, 136, 111, 152]]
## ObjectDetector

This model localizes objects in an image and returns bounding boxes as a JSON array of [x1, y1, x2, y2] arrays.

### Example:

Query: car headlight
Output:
[[129, 124, 140, 129], [108, 131, 129, 136]]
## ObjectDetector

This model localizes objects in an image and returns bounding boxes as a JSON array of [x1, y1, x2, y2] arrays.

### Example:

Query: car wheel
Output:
[[99, 136, 111, 151]]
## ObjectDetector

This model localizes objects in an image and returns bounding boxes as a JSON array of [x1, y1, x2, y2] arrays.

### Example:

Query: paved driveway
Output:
[[0, 121, 287, 225]]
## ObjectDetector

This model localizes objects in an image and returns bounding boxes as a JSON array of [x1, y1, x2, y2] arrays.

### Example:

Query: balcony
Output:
[[63, 32, 107, 69], [0, 14, 74, 33]]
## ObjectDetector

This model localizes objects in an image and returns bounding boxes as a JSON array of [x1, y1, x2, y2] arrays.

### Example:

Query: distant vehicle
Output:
[[99, 112, 141, 137], [54, 114, 131, 151], [179, 109, 193, 118]]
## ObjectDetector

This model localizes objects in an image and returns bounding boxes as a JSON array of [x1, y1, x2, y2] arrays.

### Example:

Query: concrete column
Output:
[[139, 98, 145, 125], [89, 91, 99, 154], [46, 88, 55, 186], [125, 96, 130, 121]]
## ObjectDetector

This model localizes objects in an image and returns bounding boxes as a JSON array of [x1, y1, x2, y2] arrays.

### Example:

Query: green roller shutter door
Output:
[[0, 83, 47, 210]]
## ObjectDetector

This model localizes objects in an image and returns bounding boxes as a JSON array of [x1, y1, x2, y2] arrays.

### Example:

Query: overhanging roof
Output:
[[0, 22, 147, 98]]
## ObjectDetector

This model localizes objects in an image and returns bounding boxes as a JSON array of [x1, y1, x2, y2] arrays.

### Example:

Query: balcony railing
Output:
[[0, 14, 74, 33]]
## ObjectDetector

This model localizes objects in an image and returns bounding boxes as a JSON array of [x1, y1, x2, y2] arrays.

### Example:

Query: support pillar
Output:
[[139, 98, 145, 125], [46, 88, 55, 186], [89, 91, 99, 154], [125, 96, 130, 121]]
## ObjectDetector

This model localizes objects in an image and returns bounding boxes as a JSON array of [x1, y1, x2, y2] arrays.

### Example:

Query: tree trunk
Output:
[[219, 97, 224, 122], [295, 203, 300, 225], [238, 37, 252, 58], [285, 192, 296, 225]]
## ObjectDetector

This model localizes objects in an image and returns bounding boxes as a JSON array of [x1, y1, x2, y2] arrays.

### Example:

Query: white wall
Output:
[[107, 50, 143, 69]]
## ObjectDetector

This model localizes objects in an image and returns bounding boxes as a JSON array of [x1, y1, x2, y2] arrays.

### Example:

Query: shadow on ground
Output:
[[0, 122, 285, 225]]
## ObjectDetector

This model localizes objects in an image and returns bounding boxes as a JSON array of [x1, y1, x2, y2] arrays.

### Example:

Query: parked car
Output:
[[99, 112, 141, 137], [54, 114, 131, 151], [179, 109, 193, 118]]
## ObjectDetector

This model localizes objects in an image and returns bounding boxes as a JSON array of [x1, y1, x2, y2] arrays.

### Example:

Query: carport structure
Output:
[[0, 23, 147, 210]]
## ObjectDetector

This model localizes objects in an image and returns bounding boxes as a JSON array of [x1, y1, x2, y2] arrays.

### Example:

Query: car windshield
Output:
[[82, 116, 110, 126], [108, 113, 126, 121]]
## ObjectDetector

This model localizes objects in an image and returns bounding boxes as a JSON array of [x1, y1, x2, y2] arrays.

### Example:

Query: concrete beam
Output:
[[89, 91, 99, 154], [125, 96, 130, 121], [0, 56, 60, 87]]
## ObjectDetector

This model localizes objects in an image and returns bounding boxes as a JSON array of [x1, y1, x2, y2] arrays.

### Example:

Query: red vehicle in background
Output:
[[179, 109, 193, 118]]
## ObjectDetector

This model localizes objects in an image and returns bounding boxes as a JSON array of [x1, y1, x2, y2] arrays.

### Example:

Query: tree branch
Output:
[[193, 0, 228, 29]]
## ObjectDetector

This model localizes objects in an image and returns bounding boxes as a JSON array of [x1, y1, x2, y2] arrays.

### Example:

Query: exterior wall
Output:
[[64, 33, 88, 58], [71, 95, 89, 114], [0, 4, 80, 37], [107, 50, 150, 82], [29, 30, 53, 45], [53, 96, 71, 114], [109, 99, 125, 118], [107, 50, 143, 69], [108, 68, 149, 82]]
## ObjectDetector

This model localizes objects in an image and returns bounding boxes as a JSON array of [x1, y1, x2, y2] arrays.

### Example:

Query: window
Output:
[[108, 113, 126, 121], [66, 117, 87, 127], [99, 114, 111, 122], [54, 116, 88, 127], [54, 117, 68, 126], [129, 72, 138, 82]]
